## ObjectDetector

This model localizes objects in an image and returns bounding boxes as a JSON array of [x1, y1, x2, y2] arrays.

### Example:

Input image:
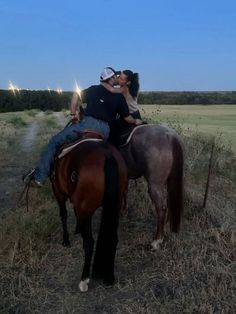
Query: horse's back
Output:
[[131, 124, 182, 146], [121, 124, 183, 179]]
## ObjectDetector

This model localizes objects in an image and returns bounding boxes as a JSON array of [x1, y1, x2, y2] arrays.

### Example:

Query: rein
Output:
[[18, 183, 30, 212], [63, 119, 73, 129]]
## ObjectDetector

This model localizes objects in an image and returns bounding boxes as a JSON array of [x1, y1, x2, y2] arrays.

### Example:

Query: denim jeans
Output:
[[34, 116, 110, 183]]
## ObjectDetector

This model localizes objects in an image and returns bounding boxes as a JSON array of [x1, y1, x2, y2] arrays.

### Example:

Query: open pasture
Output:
[[141, 105, 236, 151]]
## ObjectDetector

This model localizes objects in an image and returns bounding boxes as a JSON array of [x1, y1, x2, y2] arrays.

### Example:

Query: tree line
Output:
[[138, 91, 236, 105], [0, 90, 71, 113], [0, 89, 236, 112]]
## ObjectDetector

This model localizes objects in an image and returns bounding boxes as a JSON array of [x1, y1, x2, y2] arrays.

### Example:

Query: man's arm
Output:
[[124, 115, 143, 126], [70, 92, 81, 116]]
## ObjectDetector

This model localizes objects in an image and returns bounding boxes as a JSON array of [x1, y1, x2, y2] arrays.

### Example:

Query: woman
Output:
[[101, 69, 142, 119], [101, 69, 142, 144]]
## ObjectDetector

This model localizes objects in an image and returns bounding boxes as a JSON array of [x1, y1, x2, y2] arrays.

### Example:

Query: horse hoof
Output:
[[151, 239, 163, 250], [79, 278, 90, 292]]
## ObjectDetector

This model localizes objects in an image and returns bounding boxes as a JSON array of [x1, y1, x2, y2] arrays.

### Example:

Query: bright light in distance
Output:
[[56, 88, 63, 94], [75, 81, 82, 99], [8, 81, 20, 95]]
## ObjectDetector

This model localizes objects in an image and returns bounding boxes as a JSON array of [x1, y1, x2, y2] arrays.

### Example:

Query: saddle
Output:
[[57, 130, 104, 159], [118, 123, 148, 147]]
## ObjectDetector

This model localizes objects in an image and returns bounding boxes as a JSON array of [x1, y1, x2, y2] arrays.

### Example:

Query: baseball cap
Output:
[[100, 67, 121, 81]]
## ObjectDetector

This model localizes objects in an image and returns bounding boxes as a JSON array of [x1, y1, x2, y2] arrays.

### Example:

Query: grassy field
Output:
[[0, 108, 235, 313], [140, 105, 236, 151]]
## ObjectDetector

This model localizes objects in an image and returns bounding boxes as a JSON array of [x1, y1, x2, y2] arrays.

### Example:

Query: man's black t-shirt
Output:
[[81, 85, 129, 124]]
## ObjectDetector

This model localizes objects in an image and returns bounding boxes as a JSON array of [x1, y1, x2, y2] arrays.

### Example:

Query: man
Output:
[[23, 67, 142, 187]]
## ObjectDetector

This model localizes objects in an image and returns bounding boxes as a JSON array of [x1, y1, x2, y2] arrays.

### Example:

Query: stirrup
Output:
[[22, 168, 36, 184], [28, 180, 42, 188]]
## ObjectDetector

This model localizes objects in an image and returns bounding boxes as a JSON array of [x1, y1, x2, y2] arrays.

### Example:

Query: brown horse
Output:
[[51, 139, 127, 292], [120, 124, 184, 250]]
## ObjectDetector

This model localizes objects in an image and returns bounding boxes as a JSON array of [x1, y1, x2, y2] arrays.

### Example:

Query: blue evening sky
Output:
[[0, 0, 235, 91]]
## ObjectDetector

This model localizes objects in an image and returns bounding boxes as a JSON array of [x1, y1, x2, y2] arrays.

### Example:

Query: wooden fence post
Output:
[[202, 139, 215, 209]]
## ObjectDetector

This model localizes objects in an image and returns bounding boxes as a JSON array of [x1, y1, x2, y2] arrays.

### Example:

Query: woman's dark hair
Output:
[[123, 70, 140, 98]]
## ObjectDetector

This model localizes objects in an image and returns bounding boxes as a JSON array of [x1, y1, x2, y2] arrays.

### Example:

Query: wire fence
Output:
[[183, 134, 236, 234]]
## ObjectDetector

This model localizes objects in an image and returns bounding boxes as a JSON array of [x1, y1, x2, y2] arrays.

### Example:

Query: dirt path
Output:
[[53, 111, 67, 128], [0, 112, 43, 215], [0, 111, 66, 216], [20, 112, 44, 153]]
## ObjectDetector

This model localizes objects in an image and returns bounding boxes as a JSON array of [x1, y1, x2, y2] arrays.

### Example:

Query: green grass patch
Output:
[[39, 115, 58, 130], [141, 105, 236, 152], [45, 110, 54, 115], [7, 116, 27, 127], [23, 109, 40, 117]]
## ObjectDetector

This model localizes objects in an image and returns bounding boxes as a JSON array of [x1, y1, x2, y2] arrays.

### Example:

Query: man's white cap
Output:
[[100, 67, 120, 81]]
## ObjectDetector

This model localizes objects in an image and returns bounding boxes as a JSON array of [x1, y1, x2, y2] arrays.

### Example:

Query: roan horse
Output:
[[120, 123, 184, 250], [51, 138, 127, 292]]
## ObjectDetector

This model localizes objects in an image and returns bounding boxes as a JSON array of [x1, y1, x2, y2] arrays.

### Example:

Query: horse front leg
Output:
[[148, 183, 167, 250], [120, 185, 128, 218], [78, 218, 94, 292], [74, 206, 80, 234], [58, 199, 70, 246], [51, 181, 70, 246]]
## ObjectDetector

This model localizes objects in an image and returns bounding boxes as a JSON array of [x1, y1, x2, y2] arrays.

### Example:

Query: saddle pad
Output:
[[58, 138, 103, 159], [120, 124, 154, 147]]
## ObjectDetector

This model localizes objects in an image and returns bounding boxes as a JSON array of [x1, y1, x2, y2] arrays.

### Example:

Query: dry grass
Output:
[[0, 110, 235, 313], [1, 182, 235, 313], [0, 111, 35, 162]]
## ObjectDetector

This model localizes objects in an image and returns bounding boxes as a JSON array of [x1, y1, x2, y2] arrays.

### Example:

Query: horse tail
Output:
[[93, 154, 119, 283], [167, 136, 184, 233], [102, 154, 119, 226]]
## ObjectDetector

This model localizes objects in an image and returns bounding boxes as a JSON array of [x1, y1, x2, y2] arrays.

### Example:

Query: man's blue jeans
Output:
[[34, 116, 110, 183]]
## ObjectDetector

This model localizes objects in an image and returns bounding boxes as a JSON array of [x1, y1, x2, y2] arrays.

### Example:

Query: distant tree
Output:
[[0, 90, 235, 113]]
